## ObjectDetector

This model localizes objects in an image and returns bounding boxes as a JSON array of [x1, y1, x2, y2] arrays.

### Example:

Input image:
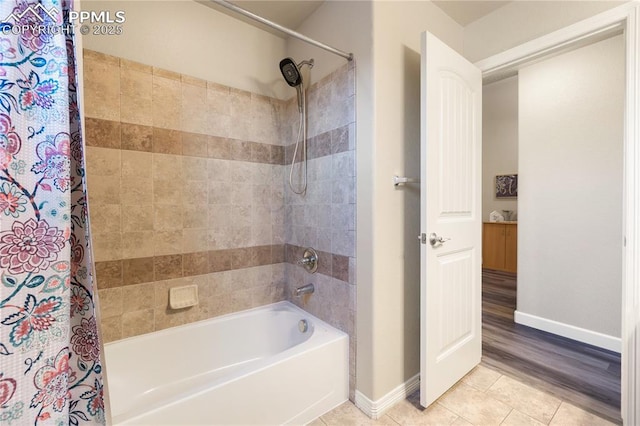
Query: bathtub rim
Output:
[[104, 300, 346, 348]]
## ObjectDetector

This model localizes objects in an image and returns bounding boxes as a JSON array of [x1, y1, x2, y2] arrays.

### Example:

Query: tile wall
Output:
[[282, 62, 357, 398], [83, 49, 356, 396], [83, 50, 287, 341]]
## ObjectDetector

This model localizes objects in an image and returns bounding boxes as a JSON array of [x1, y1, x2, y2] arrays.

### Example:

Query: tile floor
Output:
[[310, 365, 618, 426]]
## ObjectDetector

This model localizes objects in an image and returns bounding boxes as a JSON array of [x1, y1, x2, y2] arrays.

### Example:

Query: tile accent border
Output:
[[285, 125, 351, 163], [85, 116, 351, 166], [85, 117, 285, 165], [95, 245, 283, 289], [285, 243, 352, 284], [95, 243, 352, 289]]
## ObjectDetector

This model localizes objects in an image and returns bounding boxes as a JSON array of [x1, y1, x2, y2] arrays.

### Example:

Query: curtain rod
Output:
[[210, 0, 354, 61]]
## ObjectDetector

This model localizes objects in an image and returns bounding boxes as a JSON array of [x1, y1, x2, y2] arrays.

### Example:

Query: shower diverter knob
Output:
[[297, 247, 318, 273]]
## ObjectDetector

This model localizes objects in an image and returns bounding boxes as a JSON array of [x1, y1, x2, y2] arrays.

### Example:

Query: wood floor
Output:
[[481, 269, 622, 424]]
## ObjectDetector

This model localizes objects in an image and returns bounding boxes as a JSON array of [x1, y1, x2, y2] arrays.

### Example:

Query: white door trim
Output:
[[474, 3, 640, 424]]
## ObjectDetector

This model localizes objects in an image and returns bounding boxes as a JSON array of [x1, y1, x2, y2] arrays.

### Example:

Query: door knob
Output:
[[429, 233, 451, 246]]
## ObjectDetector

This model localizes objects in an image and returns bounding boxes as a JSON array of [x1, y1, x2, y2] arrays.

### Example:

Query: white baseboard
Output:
[[514, 310, 621, 353], [354, 374, 420, 419]]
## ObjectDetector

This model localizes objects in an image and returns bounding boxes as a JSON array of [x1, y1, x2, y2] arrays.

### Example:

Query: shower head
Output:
[[280, 57, 314, 113], [280, 57, 302, 87]]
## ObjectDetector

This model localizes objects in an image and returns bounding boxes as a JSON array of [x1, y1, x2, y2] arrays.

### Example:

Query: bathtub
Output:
[[104, 301, 349, 425]]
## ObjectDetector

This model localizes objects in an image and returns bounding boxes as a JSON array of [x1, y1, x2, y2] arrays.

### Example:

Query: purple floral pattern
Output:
[[31, 133, 71, 191], [70, 318, 100, 362], [0, 1, 106, 425], [0, 113, 21, 169], [0, 219, 65, 274], [17, 71, 59, 111], [9, 1, 59, 54]]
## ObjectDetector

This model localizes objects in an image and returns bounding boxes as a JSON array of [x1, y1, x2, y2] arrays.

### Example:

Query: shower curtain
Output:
[[0, 1, 106, 424]]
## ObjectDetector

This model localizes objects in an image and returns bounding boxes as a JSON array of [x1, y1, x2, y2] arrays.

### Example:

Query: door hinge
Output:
[[418, 233, 427, 244]]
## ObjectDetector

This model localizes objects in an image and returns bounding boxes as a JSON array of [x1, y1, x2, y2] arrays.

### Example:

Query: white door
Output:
[[420, 31, 482, 407]]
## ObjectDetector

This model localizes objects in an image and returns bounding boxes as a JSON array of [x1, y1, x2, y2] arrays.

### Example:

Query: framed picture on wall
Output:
[[496, 174, 518, 198]]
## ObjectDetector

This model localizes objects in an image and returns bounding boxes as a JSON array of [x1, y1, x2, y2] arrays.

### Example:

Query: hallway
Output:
[[481, 269, 622, 423]]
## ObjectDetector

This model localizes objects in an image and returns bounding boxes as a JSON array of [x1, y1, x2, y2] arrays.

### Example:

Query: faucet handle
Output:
[[298, 256, 315, 265], [298, 247, 318, 274]]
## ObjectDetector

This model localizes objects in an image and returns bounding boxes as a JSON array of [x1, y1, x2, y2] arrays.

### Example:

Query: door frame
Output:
[[474, 3, 639, 424]]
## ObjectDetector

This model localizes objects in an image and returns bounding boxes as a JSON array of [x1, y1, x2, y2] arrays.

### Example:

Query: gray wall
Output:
[[483, 76, 519, 221], [517, 35, 624, 340]]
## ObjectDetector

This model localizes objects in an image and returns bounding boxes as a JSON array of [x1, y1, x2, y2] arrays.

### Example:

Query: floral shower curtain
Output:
[[0, 1, 106, 424]]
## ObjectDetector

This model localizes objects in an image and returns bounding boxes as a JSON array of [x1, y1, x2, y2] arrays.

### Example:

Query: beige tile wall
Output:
[[282, 62, 357, 398], [84, 49, 357, 397], [83, 50, 286, 341]]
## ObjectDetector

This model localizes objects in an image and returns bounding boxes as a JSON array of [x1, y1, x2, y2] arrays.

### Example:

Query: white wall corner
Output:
[[514, 310, 621, 353], [354, 374, 420, 419]]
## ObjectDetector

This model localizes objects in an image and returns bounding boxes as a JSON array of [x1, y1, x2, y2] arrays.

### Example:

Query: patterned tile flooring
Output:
[[309, 365, 616, 426]]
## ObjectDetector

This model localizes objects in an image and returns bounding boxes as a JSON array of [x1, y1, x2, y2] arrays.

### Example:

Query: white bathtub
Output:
[[104, 301, 348, 425]]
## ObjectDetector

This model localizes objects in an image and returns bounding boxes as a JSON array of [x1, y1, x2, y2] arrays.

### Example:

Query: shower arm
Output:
[[297, 59, 314, 69]]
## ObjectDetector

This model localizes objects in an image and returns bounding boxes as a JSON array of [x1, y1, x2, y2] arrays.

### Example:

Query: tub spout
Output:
[[294, 283, 314, 297]]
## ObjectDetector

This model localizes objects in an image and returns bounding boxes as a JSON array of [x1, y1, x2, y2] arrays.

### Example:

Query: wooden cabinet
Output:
[[504, 224, 517, 272], [483, 223, 506, 270], [483, 222, 517, 273]]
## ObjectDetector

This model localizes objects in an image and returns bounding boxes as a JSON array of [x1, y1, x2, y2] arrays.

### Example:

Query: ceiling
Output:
[[203, 1, 510, 36], [201, 1, 324, 36], [230, 1, 324, 29], [432, 1, 510, 26]]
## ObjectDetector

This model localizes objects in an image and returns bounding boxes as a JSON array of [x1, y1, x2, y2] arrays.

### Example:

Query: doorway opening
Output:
[[480, 28, 625, 424], [419, 4, 639, 424]]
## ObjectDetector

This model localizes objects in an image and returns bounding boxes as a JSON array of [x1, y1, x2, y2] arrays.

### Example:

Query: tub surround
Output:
[[281, 61, 357, 397], [84, 49, 356, 395], [84, 49, 287, 342]]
